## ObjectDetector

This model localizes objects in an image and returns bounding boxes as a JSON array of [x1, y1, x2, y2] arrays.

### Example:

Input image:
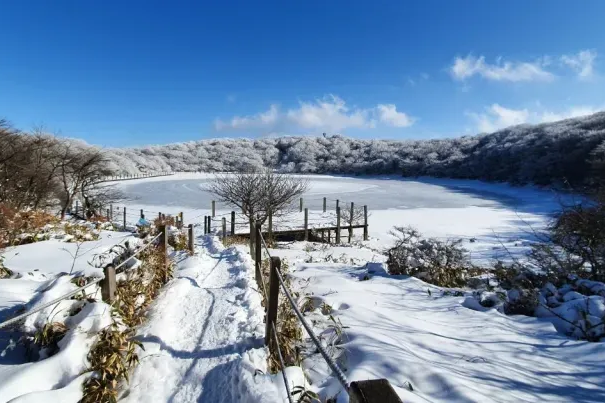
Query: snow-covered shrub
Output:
[[504, 288, 540, 316], [386, 226, 482, 287]]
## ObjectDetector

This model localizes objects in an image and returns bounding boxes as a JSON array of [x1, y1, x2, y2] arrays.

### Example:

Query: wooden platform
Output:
[[234, 224, 368, 243]]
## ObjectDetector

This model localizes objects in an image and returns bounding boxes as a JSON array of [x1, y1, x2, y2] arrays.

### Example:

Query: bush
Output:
[[386, 226, 484, 287]]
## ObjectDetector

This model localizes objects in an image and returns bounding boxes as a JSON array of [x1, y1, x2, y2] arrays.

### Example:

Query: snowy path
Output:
[[120, 236, 267, 402]]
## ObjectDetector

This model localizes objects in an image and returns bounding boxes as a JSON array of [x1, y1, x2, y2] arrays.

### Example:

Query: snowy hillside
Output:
[[107, 111, 605, 189]]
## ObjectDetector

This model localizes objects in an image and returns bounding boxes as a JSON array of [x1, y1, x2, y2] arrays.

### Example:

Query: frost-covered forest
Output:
[[107, 112, 605, 189]]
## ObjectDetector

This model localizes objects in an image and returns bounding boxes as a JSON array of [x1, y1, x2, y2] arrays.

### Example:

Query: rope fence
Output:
[[0, 230, 166, 331]]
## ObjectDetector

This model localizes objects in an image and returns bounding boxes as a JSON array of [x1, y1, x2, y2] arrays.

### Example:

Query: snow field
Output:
[[263, 242, 605, 402]]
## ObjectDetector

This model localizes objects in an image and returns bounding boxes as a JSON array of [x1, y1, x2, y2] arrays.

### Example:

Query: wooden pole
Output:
[[349, 202, 354, 243], [254, 222, 262, 286], [140, 209, 144, 219], [336, 206, 341, 244], [123, 207, 127, 230], [179, 212, 184, 228], [231, 211, 236, 235], [101, 265, 117, 303], [304, 208, 309, 241], [212, 200, 216, 217], [336, 199, 340, 211], [268, 210, 273, 242], [222, 217, 227, 243], [106, 208, 110, 221], [364, 205, 368, 241], [204, 216, 208, 234], [188, 224, 194, 253], [300, 197, 303, 212], [323, 197, 327, 213], [207, 216, 212, 233], [160, 225, 168, 270], [265, 256, 281, 351]]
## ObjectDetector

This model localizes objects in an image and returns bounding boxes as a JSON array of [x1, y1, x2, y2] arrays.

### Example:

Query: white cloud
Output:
[[214, 95, 414, 133], [467, 104, 530, 132], [285, 95, 373, 131], [214, 104, 279, 131], [561, 49, 597, 79], [467, 103, 602, 132], [375, 104, 414, 127], [538, 105, 602, 123], [451, 54, 554, 82]]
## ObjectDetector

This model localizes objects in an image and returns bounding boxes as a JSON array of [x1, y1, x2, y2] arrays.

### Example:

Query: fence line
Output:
[[0, 231, 165, 331]]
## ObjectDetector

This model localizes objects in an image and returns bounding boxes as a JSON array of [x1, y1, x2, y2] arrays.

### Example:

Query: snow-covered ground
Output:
[[121, 234, 295, 403], [258, 241, 605, 403], [2, 174, 596, 403]]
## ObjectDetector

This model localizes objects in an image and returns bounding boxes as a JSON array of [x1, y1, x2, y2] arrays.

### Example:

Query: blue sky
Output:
[[1, 1, 604, 147]]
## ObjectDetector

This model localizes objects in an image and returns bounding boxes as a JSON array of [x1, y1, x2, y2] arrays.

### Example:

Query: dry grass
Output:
[[168, 231, 189, 252], [0, 204, 60, 247], [32, 322, 68, 357], [0, 258, 11, 279], [81, 243, 173, 402], [223, 235, 249, 247], [81, 325, 142, 403]]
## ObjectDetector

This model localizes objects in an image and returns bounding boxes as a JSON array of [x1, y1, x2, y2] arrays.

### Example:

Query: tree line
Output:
[[107, 111, 605, 191]]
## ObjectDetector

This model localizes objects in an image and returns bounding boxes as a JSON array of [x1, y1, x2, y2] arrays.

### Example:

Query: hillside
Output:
[[107, 111, 605, 190]]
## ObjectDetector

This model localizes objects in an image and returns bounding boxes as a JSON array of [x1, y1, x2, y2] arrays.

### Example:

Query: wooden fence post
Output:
[[268, 210, 273, 241], [188, 224, 194, 253], [106, 208, 110, 221], [207, 216, 212, 233], [336, 199, 339, 211], [231, 211, 236, 235], [222, 217, 227, 243], [140, 209, 144, 219], [349, 202, 354, 243], [364, 205, 368, 241], [123, 207, 127, 230], [212, 200, 216, 217], [179, 212, 184, 228], [323, 197, 327, 213], [204, 216, 208, 234], [336, 206, 341, 244], [299, 197, 303, 212], [304, 208, 309, 241], [254, 222, 262, 285], [349, 379, 403, 403], [265, 256, 280, 350], [101, 264, 117, 303], [159, 225, 168, 269]]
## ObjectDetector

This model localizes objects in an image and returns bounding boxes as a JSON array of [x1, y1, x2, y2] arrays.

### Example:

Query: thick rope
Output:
[[0, 232, 162, 330], [272, 321, 294, 403]]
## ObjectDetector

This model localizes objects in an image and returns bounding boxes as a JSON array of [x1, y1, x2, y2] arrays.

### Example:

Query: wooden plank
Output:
[[349, 379, 403, 403]]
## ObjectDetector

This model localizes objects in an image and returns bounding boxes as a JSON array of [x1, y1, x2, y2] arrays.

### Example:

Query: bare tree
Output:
[[206, 169, 308, 250]]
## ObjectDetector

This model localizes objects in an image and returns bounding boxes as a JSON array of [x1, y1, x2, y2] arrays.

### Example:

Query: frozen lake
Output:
[[116, 173, 564, 264], [118, 173, 557, 214]]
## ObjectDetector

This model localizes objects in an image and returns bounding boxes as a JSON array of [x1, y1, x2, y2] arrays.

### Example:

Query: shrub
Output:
[[386, 226, 483, 287]]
